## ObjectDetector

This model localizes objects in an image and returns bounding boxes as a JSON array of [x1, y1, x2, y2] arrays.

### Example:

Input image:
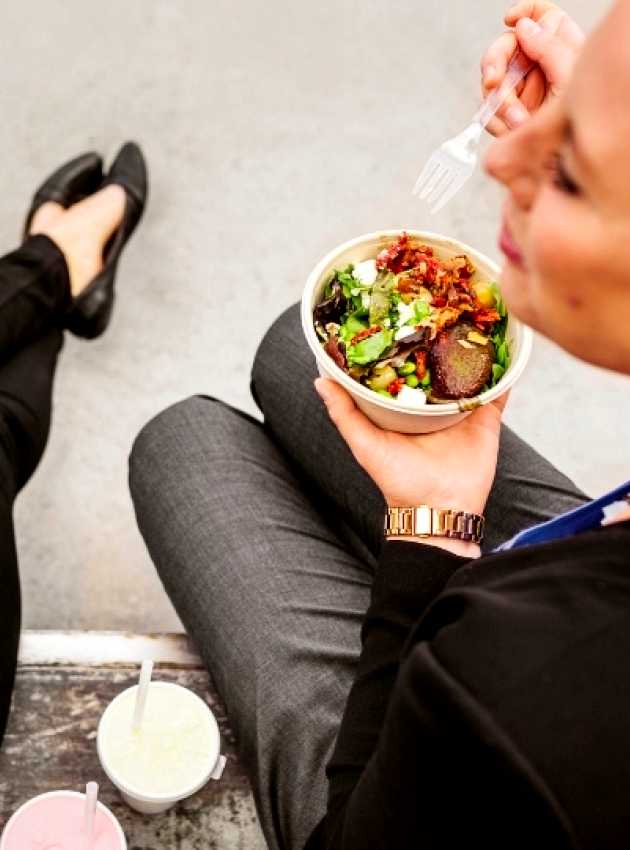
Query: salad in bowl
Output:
[[302, 229, 532, 434], [313, 232, 509, 408]]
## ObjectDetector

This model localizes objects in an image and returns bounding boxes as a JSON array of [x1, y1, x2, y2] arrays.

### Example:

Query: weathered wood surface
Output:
[[0, 633, 268, 850]]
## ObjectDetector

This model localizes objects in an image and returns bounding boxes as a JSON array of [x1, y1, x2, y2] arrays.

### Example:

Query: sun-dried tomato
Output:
[[432, 295, 447, 308], [422, 257, 441, 284], [376, 233, 410, 271], [387, 377, 405, 396], [446, 285, 473, 308], [351, 325, 381, 345], [472, 308, 501, 329], [376, 233, 436, 275], [414, 351, 428, 380]]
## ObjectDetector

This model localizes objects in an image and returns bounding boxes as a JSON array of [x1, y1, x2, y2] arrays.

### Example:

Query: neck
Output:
[[603, 507, 630, 526]]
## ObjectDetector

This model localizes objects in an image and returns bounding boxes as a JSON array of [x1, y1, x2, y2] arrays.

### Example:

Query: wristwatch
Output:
[[384, 505, 484, 544]]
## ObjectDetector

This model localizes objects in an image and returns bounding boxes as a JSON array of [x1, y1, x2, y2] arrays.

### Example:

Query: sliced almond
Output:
[[467, 331, 489, 346], [457, 339, 474, 349]]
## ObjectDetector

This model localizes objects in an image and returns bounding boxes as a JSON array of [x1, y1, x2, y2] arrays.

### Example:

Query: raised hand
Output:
[[481, 2, 585, 136]]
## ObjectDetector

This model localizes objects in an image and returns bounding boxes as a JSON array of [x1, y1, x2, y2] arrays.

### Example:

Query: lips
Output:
[[499, 220, 524, 268]]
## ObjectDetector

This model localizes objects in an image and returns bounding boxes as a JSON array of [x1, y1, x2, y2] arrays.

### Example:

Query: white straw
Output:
[[82, 782, 98, 850], [132, 659, 154, 731]]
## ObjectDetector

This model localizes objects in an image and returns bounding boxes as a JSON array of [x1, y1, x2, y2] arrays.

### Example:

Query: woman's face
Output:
[[485, 0, 630, 374]]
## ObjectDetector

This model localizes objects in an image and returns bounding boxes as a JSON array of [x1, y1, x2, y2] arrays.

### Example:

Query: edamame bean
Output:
[[397, 361, 416, 377]]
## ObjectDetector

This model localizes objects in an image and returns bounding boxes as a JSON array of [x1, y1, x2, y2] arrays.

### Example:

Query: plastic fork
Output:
[[412, 49, 534, 213]]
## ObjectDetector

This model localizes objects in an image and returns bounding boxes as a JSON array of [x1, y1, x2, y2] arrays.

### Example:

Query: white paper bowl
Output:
[[97, 682, 226, 815], [302, 229, 533, 434]]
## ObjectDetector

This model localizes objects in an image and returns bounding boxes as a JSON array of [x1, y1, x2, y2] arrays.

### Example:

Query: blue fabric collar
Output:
[[495, 480, 630, 552]]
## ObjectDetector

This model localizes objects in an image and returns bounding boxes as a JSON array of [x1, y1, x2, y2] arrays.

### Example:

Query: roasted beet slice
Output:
[[429, 321, 495, 399]]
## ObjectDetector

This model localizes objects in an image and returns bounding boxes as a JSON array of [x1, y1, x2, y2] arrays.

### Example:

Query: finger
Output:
[[481, 64, 513, 136], [500, 93, 531, 131], [519, 65, 547, 112], [505, 1, 558, 26], [480, 31, 532, 131], [515, 12, 580, 94], [484, 114, 511, 138], [557, 12, 587, 51], [481, 31, 517, 91], [314, 378, 382, 462], [466, 391, 510, 436]]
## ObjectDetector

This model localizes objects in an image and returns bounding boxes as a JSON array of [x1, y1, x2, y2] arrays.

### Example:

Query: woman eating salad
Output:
[[130, 3, 630, 849]]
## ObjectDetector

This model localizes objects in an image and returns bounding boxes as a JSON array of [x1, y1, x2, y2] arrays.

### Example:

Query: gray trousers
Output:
[[129, 303, 588, 850]]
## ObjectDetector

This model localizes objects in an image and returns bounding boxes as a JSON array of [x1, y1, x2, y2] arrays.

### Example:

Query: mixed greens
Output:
[[314, 233, 509, 405]]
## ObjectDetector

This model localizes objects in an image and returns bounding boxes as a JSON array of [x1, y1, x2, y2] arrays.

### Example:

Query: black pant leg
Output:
[[0, 329, 62, 746], [0, 494, 20, 746], [0, 235, 70, 359], [0, 234, 69, 746]]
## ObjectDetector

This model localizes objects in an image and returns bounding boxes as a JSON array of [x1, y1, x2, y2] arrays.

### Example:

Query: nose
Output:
[[484, 126, 539, 211]]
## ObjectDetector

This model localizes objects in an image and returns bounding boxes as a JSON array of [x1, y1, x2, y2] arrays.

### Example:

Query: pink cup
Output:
[[0, 790, 126, 850]]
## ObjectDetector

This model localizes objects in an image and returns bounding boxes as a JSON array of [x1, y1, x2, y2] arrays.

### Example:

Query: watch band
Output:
[[384, 505, 484, 544]]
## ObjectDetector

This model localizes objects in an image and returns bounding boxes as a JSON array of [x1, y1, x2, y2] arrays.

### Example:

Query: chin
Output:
[[499, 262, 535, 328]]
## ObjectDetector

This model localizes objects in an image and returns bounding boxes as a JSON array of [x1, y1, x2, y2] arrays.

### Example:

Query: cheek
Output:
[[520, 189, 605, 351], [497, 188, 589, 340], [527, 193, 578, 312]]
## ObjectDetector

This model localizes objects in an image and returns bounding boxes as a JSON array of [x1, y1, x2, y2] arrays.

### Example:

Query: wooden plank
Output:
[[1, 634, 268, 849], [19, 630, 203, 668]]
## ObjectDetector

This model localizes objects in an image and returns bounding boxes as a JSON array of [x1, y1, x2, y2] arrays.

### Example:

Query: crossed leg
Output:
[[129, 303, 588, 850], [0, 330, 63, 745]]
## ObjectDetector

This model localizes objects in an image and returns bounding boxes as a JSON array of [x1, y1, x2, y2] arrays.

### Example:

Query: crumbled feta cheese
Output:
[[353, 259, 378, 286], [396, 299, 418, 328], [396, 385, 427, 407], [394, 325, 416, 342]]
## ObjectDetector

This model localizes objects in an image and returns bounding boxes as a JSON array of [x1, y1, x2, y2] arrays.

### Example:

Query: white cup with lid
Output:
[[97, 681, 226, 815]]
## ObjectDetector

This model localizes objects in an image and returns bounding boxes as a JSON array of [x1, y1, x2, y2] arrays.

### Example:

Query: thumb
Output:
[[314, 378, 383, 463], [515, 11, 581, 95], [465, 389, 510, 436]]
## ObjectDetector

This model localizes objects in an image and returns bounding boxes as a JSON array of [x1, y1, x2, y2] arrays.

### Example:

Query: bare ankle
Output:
[[29, 201, 64, 235]]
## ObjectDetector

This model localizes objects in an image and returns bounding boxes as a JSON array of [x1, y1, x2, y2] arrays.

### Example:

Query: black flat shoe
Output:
[[65, 142, 148, 339], [23, 152, 103, 241]]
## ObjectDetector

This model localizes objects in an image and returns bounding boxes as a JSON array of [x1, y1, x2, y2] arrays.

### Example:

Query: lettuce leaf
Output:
[[491, 363, 505, 385], [337, 266, 356, 299], [496, 340, 508, 369], [368, 271, 396, 326], [339, 314, 368, 345], [346, 329, 394, 365], [413, 300, 431, 323]]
